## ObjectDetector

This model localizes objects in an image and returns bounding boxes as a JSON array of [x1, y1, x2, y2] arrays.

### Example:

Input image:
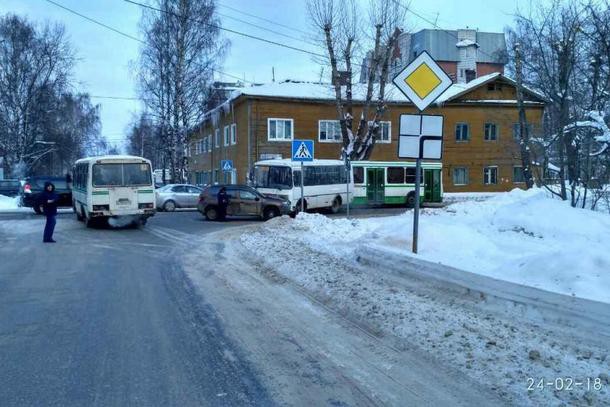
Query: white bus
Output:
[[252, 159, 353, 214], [72, 155, 156, 227], [351, 161, 443, 207]]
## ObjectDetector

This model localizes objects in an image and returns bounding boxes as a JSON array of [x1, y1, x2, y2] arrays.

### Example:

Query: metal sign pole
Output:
[[346, 167, 350, 219], [300, 161, 305, 213], [412, 157, 422, 253]]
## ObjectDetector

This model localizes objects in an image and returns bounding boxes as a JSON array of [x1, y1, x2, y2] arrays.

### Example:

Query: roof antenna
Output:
[[272, 67, 275, 82]]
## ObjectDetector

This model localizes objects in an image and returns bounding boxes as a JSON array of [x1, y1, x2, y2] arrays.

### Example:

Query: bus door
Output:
[[366, 168, 384, 204], [424, 169, 442, 202]]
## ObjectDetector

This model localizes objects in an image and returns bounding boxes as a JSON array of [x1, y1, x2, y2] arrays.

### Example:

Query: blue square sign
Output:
[[291, 140, 314, 162], [221, 160, 233, 172]]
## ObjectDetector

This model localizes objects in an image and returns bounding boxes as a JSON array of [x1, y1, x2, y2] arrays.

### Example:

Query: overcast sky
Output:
[[1, 0, 530, 150]]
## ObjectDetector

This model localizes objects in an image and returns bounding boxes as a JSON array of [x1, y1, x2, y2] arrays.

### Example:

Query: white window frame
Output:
[[379, 121, 392, 143], [230, 123, 237, 145], [484, 122, 498, 141], [513, 165, 525, 183], [318, 120, 342, 143], [484, 166, 498, 185], [453, 167, 469, 186], [455, 122, 469, 142], [215, 129, 220, 149], [207, 135, 212, 152], [224, 125, 230, 146], [267, 118, 293, 141]]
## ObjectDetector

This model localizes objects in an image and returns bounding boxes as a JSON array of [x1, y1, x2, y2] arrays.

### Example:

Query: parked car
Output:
[[0, 179, 21, 197], [155, 184, 203, 211], [21, 176, 72, 214], [197, 184, 291, 221]]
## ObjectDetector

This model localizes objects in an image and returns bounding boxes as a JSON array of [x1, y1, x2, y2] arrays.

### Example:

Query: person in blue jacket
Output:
[[38, 181, 58, 243]]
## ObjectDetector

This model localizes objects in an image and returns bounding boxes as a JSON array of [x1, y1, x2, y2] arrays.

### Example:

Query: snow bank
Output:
[[249, 188, 610, 304], [0, 194, 21, 211]]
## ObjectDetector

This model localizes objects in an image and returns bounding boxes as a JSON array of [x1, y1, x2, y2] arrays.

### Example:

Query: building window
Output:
[[387, 167, 404, 184], [207, 135, 212, 152], [215, 129, 220, 148], [268, 118, 293, 141], [453, 167, 468, 185], [487, 83, 502, 91], [484, 123, 497, 141], [224, 125, 230, 146], [455, 123, 469, 141], [484, 166, 498, 185], [513, 166, 525, 183], [379, 121, 391, 143], [231, 123, 237, 145], [512, 123, 533, 140], [319, 120, 341, 142]]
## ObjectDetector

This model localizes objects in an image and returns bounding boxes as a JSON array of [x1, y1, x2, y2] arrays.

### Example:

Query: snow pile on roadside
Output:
[[247, 188, 610, 304], [0, 194, 20, 211]]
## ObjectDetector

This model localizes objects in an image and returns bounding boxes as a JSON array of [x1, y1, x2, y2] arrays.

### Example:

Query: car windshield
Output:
[[32, 179, 67, 189], [253, 165, 292, 189], [92, 163, 152, 187]]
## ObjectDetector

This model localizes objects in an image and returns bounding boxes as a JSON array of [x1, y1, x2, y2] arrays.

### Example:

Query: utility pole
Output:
[[514, 42, 534, 189]]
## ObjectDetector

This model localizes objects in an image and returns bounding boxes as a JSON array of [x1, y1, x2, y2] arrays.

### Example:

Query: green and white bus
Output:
[[351, 161, 443, 207], [72, 155, 156, 227]]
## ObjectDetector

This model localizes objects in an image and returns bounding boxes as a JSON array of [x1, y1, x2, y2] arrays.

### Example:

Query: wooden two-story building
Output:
[[187, 72, 545, 193]]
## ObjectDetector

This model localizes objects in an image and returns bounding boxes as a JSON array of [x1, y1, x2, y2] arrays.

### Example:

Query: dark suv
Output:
[[198, 184, 291, 221], [21, 176, 72, 214]]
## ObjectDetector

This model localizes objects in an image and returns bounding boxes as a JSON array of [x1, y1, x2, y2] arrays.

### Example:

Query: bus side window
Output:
[[353, 167, 364, 184]]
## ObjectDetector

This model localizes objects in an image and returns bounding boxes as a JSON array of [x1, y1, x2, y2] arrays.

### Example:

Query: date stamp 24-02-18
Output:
[[527, 377, 605, 392]]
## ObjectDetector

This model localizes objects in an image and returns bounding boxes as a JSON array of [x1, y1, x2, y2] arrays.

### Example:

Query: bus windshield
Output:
[[93, 163, 152, 187], [253, 165, 293, 189]]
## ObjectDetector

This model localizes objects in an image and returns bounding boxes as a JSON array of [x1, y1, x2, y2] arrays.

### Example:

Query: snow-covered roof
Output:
[[201, 73, 545, 122], [456, 39, 478, 47], [76, 155, 150, 163]]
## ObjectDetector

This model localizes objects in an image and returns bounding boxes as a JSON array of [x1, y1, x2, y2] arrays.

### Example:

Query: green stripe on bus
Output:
[[137, 190, 154, 194], [92, 191, 109, 195]]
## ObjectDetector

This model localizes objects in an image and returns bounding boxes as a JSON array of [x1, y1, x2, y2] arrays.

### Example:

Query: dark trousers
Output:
[[218, 205, 227, 220], [43, 215, 56, 242]]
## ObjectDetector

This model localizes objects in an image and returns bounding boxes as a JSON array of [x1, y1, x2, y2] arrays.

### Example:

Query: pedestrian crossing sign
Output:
[[221, 160, 233, 172], [291, 140, 314, 162]]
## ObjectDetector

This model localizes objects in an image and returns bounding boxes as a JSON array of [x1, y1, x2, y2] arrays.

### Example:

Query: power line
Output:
[[216, 10, 317, 47], [217, 1, 311, 37], [43, 0, 253, 84], [91, 95, 142, 101], [123, 0, 327, 59]]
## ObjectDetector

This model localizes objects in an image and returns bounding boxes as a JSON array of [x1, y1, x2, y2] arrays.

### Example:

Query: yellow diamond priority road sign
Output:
[[392, 51, 452, 111]]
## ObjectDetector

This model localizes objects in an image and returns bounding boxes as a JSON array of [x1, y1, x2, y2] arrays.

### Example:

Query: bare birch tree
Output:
[[307, 0, 407, 161], [137, 0, 227, 182]]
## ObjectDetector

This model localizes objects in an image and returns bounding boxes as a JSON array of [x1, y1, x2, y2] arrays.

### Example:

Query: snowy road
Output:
[[1, 210, 607, 406]]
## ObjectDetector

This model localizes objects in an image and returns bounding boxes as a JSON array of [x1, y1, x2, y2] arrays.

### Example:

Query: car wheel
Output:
[[163, 200, 176, 212], [205, 206, 218, 221], [406, 192, 416, 208], [330, 196, 342, 214], [263, 206, 280, 221]]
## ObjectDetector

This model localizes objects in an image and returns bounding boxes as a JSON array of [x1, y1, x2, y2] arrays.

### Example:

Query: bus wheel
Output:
[[295, 199, 307, 213], [163, 200, 176, 212], [406, 192, 416, 208], [330, 196, 342, 214], [76, 206, 84, 221], [205, 206, 218, 221]]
